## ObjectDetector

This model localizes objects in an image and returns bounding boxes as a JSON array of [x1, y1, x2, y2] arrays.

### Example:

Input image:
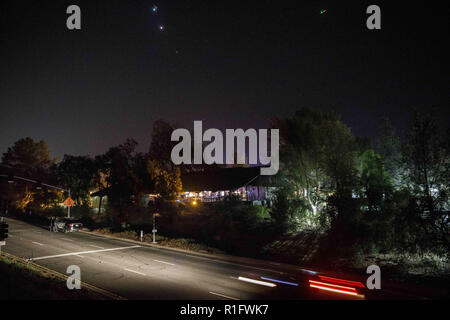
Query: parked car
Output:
[[55, 217, 83, 233]]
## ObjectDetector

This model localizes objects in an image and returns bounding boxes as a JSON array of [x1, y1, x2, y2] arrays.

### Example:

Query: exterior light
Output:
[[192, 200, 197, 206]]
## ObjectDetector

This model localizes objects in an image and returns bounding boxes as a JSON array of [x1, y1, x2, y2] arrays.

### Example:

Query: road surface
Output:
[[2, 217, 325, 300]]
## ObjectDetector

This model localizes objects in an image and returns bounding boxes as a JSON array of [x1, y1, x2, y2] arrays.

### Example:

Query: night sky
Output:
[[0, 1, 448, 158]]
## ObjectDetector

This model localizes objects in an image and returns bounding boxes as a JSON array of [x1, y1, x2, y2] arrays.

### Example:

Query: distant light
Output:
[[320, 9, 327, 15], [152, 5, 158, 13], [159, 25, 164, 31], [192, 200, 197, 206], [238, 276, 276, 287]]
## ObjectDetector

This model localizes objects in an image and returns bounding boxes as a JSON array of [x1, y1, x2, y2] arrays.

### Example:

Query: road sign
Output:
[[63, 197, 75, 207]]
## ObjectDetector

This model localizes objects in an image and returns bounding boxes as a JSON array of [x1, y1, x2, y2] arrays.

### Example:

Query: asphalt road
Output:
[[1, 217, 329, 300]]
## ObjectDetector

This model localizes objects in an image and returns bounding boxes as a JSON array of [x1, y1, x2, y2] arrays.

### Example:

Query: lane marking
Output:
[[9, 229, 27, 232], [60, 238, 74, 242], [28, 245, 142, 261], [89, 245, 104, 249], [124, 268, 146, 276], [153, 259, 175, 266], [32, 241, 44, 246], [75, 255, 85, 258], [238, 276, 277, 287], [209, 292, 240, 300]]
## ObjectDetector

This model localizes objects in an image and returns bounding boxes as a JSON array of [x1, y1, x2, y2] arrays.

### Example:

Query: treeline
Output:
[[0, 120, 183, 222], [272, 108, 449, 256], [1, 109, 448, 258]]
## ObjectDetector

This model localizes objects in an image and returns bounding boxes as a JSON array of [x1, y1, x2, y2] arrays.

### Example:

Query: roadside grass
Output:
[[0, 253, 107, 300]]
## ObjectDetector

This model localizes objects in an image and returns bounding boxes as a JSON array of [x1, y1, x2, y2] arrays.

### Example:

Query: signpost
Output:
[[63, 193, 74, 218]]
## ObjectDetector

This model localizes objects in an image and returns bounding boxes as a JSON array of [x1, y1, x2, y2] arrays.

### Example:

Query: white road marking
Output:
[[60, 238, 74, 242], [209, 292, 240, 300], [89, 245, 104, 249], [28, 245, 142, 261], [153, 259, 175, 266], [75, 255, 85, 258], [124, 268, 146, 276], [32, 241, 44, 246], [9, 229, 27, 232]]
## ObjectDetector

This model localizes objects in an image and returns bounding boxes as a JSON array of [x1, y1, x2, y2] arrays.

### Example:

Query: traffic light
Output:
[[0, 222, 8, 240]]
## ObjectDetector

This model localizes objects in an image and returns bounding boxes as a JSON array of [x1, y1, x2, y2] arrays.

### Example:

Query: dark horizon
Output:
[[1, 0, 448, 158]]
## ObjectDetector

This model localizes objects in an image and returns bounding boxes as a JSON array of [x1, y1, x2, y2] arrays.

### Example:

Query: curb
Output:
[[0, 251, 126, 300]]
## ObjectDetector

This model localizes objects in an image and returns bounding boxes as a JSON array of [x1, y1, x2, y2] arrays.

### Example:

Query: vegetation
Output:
[[1, 111, 448, 277]]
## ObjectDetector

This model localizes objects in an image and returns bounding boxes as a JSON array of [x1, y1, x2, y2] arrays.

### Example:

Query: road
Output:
[[1, 217, 326, 300]]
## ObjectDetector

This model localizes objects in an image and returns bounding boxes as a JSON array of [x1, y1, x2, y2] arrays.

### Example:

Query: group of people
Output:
[[49, 217, 58, 232]]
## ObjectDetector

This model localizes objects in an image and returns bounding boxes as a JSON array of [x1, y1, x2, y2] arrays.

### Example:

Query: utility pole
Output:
[[152, 212, 156, 243]]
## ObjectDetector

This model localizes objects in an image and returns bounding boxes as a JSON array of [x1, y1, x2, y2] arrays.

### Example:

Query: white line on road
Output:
[[32, 241, 44, 246], [89, 245, 104, 249], [28, 245, 142, 261], [60, 238, 74, 242], [153, 259, 175, 266], [75, 255, 85, 258], [209, 292, 240, 300], [124, 268, 146, 276]]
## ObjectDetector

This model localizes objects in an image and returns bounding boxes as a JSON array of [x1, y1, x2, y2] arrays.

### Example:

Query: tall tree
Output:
[[375, 117, 402, 189], [2, 137, 54, 177], [54, 155, 97, 205]]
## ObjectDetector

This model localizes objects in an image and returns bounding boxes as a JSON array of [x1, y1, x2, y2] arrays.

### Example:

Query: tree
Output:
[[147, 120, 183, 199], [276, 109, 329, 223], [97, 138, 143, 215], [53, 155, 97, 205], [375, 117, 402, 189], [2, 137, 54, 177], [1, 138, 58, 212], [360, 149, 393, 212], [147, 160, 182, 199]]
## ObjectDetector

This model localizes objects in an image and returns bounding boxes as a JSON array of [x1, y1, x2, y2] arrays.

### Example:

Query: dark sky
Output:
[[0, 0, 448, 158]]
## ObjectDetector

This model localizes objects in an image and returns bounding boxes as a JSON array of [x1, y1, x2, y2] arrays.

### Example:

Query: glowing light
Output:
[[159, 25, 164, 31], [192, 200, 197, 206], [310, 283, 358, 296], [260, 276, 298, 286], [152, 5, 158, 13], [318, 275, 365, 288], [309, 280, 357, 292], [320, 9, 327, 15], [238, 276, 276, 287]]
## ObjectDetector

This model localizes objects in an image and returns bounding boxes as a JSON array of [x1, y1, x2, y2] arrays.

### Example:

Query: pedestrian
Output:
[[53, 218, 58, 232]]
